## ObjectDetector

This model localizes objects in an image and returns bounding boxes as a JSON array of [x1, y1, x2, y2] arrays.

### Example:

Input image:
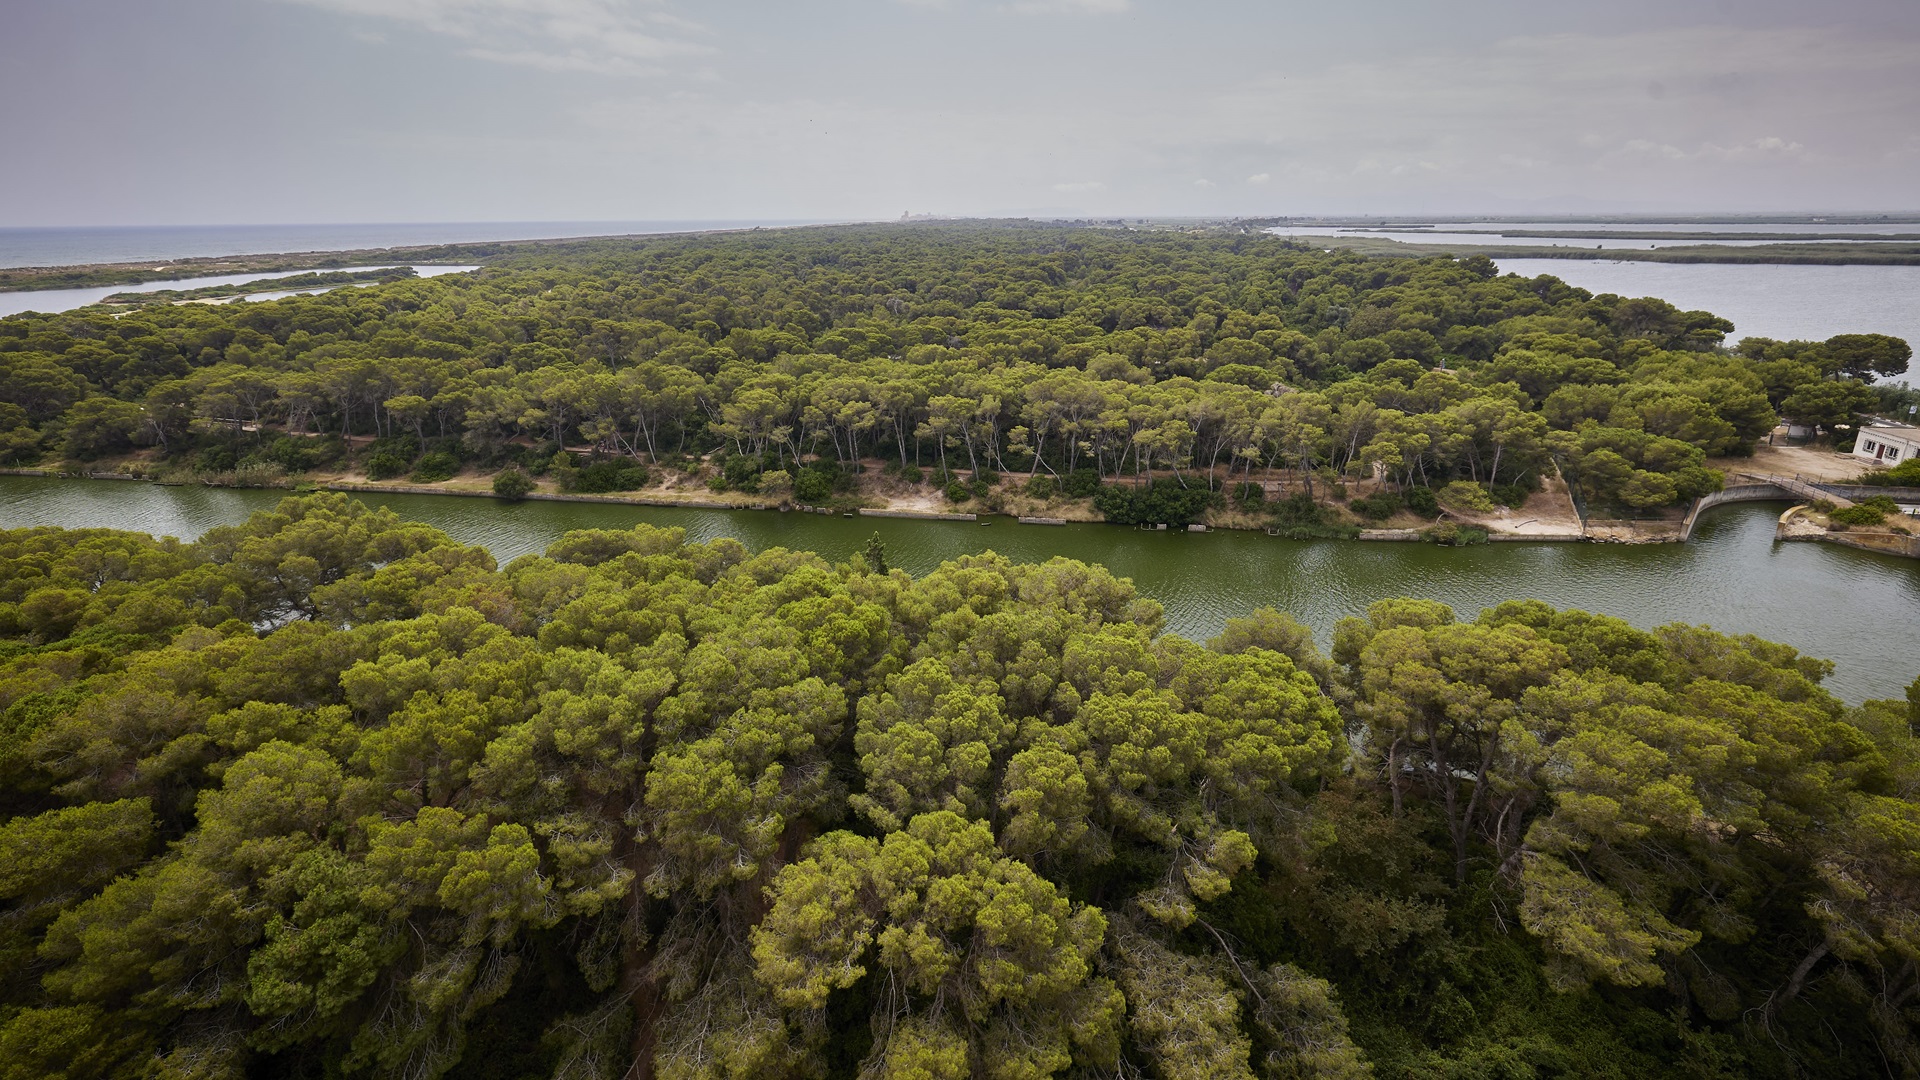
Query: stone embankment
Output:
[[1776, 503, 1920, 559]]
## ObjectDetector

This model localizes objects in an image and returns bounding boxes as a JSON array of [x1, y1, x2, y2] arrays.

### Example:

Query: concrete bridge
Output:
[[1678, 475, 1854, 541], [1733, 474, 1856, 509]]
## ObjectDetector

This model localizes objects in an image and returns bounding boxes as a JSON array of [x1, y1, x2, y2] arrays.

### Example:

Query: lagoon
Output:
[[1495, 258, 1920, 380], [2, 476, 1915, 704], [0, 265, 480, 318]]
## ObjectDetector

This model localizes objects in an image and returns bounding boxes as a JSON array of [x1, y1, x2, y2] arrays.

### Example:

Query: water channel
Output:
[[1495, 258, 1920, 377], [0, 265, 480, 319], [3, 476, 1915, 704]]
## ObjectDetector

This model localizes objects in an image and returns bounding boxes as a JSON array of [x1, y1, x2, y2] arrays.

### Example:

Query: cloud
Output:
[[1052, 180, 1106, 192], [279, 0, 709, 76], [1246, 173, 1270, 185], [1613, 135, 1807, 163], [1193, 178, 1214, 188]]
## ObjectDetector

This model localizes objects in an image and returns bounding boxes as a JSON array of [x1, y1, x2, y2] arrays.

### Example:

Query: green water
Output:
[[4, 477, 1917, 703]]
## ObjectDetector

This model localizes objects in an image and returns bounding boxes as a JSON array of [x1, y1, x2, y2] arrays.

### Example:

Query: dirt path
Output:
[[1725, 443, 1869, 483]]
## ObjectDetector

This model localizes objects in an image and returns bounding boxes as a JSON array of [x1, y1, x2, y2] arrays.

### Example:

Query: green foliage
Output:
[[1093, 478, 1215, 526], [1348, 490, 1401, 521], [1828, 502, 1889, 526], [1491, 481, 1534, 508], [0, 497, 1913, 1078], [566, 458, 651, 494], [1420, 521, 1490, 545], [792, 469, 832, 503], [364, 451, 410, 481], [1861, 457, 1920, 486], [491, 467, 535, 500], [1403, 485, 1439, 516], [1437, 480, 1496, 513], [0, 218, 1916, 1077], [1266, 492, 1360, 539], [1061, 468, 1103, 499], [0, 223, 1862, 511], [1024, 474, 1058, 499], [409, 450, 461, 483]]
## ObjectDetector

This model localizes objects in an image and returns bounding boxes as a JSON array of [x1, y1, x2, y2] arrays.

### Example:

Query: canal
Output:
[[3, 476, 1916, 703]]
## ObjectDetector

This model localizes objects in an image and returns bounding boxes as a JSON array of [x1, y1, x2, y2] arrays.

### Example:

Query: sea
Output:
[[0, 221, 831, 270]]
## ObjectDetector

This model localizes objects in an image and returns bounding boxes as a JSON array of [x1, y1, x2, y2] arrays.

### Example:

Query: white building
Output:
[[1854, 424, 1920, 467]]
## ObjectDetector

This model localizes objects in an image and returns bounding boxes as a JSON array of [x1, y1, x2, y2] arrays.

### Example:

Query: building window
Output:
[[1862, 440, 1877, 452], [1888, 448, 1902, 460]]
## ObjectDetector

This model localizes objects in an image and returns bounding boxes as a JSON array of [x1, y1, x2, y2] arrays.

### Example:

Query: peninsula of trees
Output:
[[1, 494, 1917, 1078], [1, 225, 1911, 530]]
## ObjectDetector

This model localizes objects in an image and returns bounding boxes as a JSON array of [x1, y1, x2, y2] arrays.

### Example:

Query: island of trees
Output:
[[1, 224, 1912, 535], [0, 494, 1917, 1079]]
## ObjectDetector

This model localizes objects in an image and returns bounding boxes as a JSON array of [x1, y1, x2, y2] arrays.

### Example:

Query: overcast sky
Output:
[[5, 0, 1918, 225]]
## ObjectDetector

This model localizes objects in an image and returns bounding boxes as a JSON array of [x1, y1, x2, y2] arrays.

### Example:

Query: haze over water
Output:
[[0, 221, 831, 269]]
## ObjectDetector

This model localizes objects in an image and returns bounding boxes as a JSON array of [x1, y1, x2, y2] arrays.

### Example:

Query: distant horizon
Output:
[[10, 210, 1920, 231]]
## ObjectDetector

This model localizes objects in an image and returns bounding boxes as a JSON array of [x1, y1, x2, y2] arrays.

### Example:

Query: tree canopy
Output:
[[0, 494, 1916, 1079], [3, 224, 1900, 514]]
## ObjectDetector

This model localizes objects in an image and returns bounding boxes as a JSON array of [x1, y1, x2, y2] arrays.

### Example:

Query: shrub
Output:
[[258, 437, 320, 472], [899, 464, 925, 485], [1862, 458, 1920, 486], [794, 468, 835, 503], [1024, 475, 1057, 499], [196, 443, 240, 473], [758, 469, 793, 496], [1404, 486, 1440, 516], [1094, 478, 1214, 526], [410, 451, 460, 483], [493, 468, 535, 500], [945, 481, 973, 503], [1231, 482, 1265, 510], [570, 459, 651, 493], [1061, 468, 1102, 499], [1349, 491, 1402, 521], [973, 469, 999, 487], [719, 455, 760, 492], [365, 452, 411, 481], [1261, 492, 1360, 539], [1271, 493, 1329, 527], [1423, 522, 1490, 546], [1829, 503, 1888, 526], [1491, 483, 1532, 509], [1438, 481, 1496, 513]]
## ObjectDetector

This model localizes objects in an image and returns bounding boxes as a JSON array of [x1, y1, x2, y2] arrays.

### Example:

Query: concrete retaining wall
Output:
[[858, 508, 977, 522], [1679, 483, 1793, 540], [324, 482, 755, 510], [1785, 530, 1920, 559]]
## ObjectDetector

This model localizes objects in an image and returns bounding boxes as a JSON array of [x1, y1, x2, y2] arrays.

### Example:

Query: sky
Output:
[[4, 0, 1918, 225]]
